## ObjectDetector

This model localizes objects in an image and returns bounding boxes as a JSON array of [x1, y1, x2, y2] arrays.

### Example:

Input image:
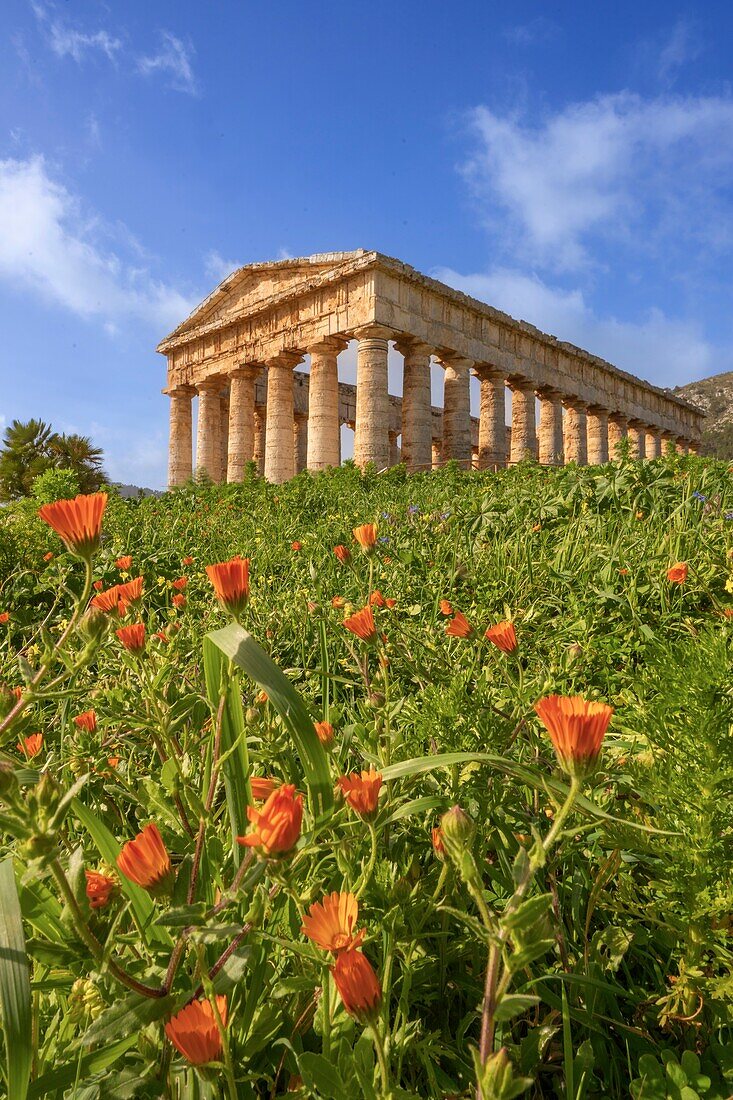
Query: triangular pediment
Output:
[[158, 251, 369, 348]]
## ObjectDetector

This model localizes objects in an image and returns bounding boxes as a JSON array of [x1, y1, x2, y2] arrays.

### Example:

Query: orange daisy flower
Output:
[[291, 541, 303, 551], [250, 776, 277, 801], [385, 598, 397, 609], [439, 599, 453, 616], [301, 891, 363, 953], [445, 611, 473, 638], [91, 585, 122, 614], [165, 996, 228, 1065], [431, 826, 446, 859], [182, 556, 194, 566], [43, 552, 54, 562], [107, 755, 120, 769], [343, 606, 377, 644], [338, 767, 382, 819], [73, 709, 97, 733], [85, 870, 116, 909], [117, 823, 173, 895], [314, 720, 334, 746], [116, 623, 146, 653], [117, 577, 143, 605], [18, 733, 43, 759], [352, 524, 377, 552], [205, 557, 250, 619], [484, 621, 517, 654], [0, 612, 9, 625], [115, 556, 133, 571], [238, 783, 303, 856], [331, 949, 382, 1021], [369, 590, 386, 607], [172, 577, 188, 591], [331, 596, 346, 609], [172, 594, 186, 609], [38, 492, 107, 558], [534, 694, 613, 779], [667, 562, 688, 584], [333, 545, 351, 563]]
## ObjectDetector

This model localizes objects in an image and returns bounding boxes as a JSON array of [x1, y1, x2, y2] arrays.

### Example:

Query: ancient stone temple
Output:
[[157, 250, 704, 487]]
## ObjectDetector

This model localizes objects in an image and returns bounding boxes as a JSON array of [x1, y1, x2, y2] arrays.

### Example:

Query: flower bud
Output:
[[0, 761, 20, 801], [76, 605, 109, 644]]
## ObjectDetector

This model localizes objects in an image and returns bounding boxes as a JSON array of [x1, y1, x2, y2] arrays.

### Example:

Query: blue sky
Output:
[[2, 0, 732, 487]]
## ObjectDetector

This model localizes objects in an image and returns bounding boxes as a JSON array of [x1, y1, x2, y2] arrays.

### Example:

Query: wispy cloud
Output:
[[0, 156, 193, 329], [31, 1, 122, 63], [138, 31, 198, 95], [462, 92, 733, 271], [204, 250, 241, 283], [503, 17, 559, 47]]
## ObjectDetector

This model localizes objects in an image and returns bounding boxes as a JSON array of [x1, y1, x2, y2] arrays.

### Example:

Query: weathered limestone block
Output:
[[628, 420, 647, 459], [508, 381, 537, 464], [537, 389, 564, 466], [476, 369, 507, 469], [440, 356, 472, 469], [167, 386, 194, 488], [645, 427, 663, 458], [608, 414, 628, 459], [354, 325, 391, 470], [253, 407, 266, 475], [227, 366, 258, 482], [586, 406, 609, 465], [195, 381, 221, 481], [218, 396, 230, 483], [307, 338, 345, 471], [396, 339, 432, 473], [563, 400, 588, 465], [264, 353, 302, 483], [388, 430, 402, 467], [294, 412, 308, 474]]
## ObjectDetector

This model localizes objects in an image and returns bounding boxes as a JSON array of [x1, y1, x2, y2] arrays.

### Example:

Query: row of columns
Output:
[[168, 328, 697, 487]]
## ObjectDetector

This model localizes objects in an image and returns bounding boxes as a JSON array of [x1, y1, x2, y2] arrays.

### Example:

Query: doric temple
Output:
[[157, 250, 704, 487]]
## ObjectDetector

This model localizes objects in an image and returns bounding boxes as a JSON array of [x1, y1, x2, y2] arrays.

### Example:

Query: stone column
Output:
[[477, 369, 507, 469], [195, 381, 221, 481], [264, 353, 302, 484], [688, 439, 701, 455], [253, 407, 266, 475], [294, 413, 308, 474], [354, 325, 391, 470], [217, 396, 229, 483], [432, 438, 442, 469], [307, 338, 345, 471], [537, 389, 564, 465], [388, 431, 401, 467], [645, 427, 662, 458], [607, 414, 628, 459], [440, 356, 472, 469], [227, 367, 258, 482], [508, 380, 537, 464], [677, 438, 689, 454], [628, 421, 647, 459], [586, 407, 609, 465], [661, 432, 676, 454], [167, 386, 194, 488], [396, 340, 433, 473], [563, 399, 588, 465]]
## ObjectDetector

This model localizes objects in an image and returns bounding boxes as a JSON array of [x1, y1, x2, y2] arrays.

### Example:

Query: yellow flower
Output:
[[725, 577, 733, 595]]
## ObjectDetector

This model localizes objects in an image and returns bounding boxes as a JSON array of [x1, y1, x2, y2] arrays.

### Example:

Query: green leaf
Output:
[[0, 860, 32, 1100], [494, 993, 540, 1024], [297, 1051, 349, 1099], [502, 894, 552, 933], [206, 623, 333, 822], [28, 1035, 139, 1098], [71, 799, 172, 948], [203, 634, 252, 860], [81, 991, 174, 1049]]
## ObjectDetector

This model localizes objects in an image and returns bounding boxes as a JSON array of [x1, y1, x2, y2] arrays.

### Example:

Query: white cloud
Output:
[[138, 32, 197, 95], [0, 156, 193, 329], [657, 20, 701, 84], [503, 17, 559, 46], [463, 93, 733, 270], [204, 250, 241, 283], [432, 265, 727, 388], [31, 2, 122, 63]]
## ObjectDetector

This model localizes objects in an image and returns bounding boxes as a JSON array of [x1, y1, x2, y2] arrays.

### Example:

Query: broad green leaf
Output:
[[0, 860, 32, 1100], [203, 635, 252, 861], [28, 1035, 138, 1098], [206, 623, 333, 821], [81, 991, 174, 1049], [494, 993, 540, 1024]]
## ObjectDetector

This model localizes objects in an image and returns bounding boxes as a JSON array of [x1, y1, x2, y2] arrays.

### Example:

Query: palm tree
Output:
[[0, 419, 55, 500], [51, 433, 107, 493]]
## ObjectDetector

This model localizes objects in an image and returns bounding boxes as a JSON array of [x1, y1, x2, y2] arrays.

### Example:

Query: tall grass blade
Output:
[[0, 859, 32, 1100]]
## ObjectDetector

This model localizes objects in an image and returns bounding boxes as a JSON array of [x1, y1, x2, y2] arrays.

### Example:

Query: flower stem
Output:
[[370, 1021, 391, 1096]]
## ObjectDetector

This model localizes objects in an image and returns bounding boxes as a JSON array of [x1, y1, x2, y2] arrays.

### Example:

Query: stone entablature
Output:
[[158, 251, 704, 487]]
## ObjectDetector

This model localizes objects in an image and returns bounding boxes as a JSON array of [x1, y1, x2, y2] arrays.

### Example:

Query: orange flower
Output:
[[73, 709, 97, 733], [333, 545, 351, 563], [445, 611, 473, 638], [18, 733, 42, 759], [115, 555, 133, 570], [107, 755, 120, 769], [250, 776, 277, 801], [369, 590, 386, 607], [338, 767, 382, 819], [385, 598, 397, 609], [291, 541, 303, 551], [165, 996, 228, 1065], [43, 552, 54, 562], [534, 694, 613, 779], [85, 870, 116, 909], [667, 562, 688, 584], [0, 612, 9, 625], [352, 524, 377, 552], [172, 594, 186, 609], [723, 608, 733, 619], [182, 555, 194, 566], [484, 621, 517, 654], [301, 891, 363, 953], [116, 623, 146, 653], [91, 585, 121, 613], [117, 823, 173, 895], [314, 720, 334, 746], [155, 630, 169, 644], [431, 826, 446, 860], [331, 596, 346, 609], [172, 577, 188, 591], [38, 492, 107, 558], [532, 522, 542, 533], [439, 599, 453, 616], [117, 577, 143, 605], [343, 605, 377, 644], [238, 783, 303, 856], [331, 948, 382, 1020], [618, 568, 629, 576], [205, 557, 250, 618]]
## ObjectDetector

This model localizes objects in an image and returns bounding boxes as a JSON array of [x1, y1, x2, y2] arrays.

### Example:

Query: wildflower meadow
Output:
[[0, 454, 731, 1100]]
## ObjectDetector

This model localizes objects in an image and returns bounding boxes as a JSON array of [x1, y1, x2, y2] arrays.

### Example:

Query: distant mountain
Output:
[[674, 372, 733, 459], [113, 483, 163, 499]]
